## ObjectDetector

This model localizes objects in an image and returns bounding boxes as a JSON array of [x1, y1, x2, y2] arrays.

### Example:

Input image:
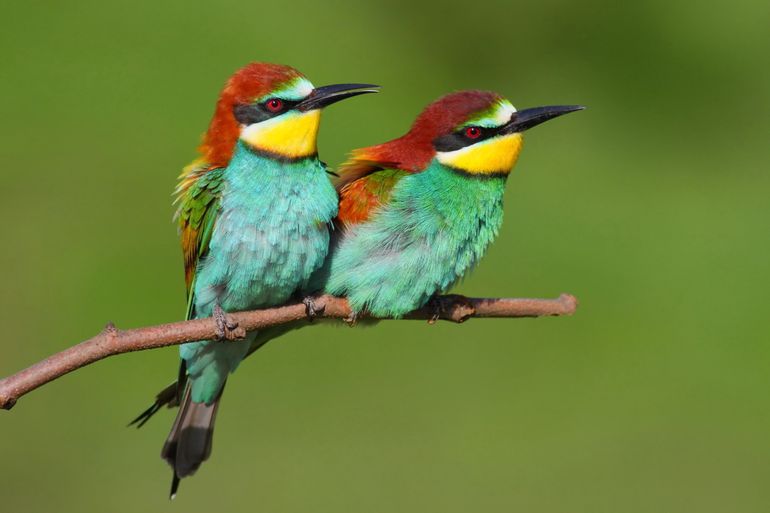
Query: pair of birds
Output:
[[131, 62, 583, 497]]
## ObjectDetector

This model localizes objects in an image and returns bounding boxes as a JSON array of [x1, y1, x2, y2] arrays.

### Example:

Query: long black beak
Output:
[[502, 105, 585, 134], [298, 83, 380, 112]]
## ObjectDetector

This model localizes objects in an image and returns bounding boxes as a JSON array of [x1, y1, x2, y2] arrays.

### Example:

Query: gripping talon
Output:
[[343, 310, 358, 327], [302, 296, 324, 322], [213, 303, 240, 341], [427, 296, 443, 324], [427, 294, 475, 324]]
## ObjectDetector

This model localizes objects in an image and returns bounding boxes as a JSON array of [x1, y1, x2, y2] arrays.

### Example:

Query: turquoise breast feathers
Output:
[[325, 160, 506, 317], [181, 142, 337, 402]]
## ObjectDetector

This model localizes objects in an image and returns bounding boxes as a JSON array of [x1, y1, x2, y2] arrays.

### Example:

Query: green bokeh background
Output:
[[2, 1, 769, 511]]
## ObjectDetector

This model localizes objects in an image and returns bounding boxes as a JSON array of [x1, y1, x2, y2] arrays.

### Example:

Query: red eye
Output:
[[465, 126, 482, 139], [265, 98, 283, 112]]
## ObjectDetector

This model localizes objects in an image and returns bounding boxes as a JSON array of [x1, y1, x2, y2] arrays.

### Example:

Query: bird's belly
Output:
[[192, 205, 328, 317], [327, 185, 505, 318]]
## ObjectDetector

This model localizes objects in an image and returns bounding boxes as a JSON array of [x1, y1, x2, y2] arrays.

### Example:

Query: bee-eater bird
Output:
[[194, 93, 582, 368], [131, 62, 377, 497], [323, 91, 583, 317]]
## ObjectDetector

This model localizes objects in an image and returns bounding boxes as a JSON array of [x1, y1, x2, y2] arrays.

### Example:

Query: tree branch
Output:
[[0, 293, 577, 410]]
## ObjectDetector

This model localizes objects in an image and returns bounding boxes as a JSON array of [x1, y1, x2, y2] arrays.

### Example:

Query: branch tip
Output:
[[557, 293, 578, 314]]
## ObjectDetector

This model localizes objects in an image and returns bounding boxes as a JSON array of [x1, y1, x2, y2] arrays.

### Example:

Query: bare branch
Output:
[[0, 293, 577, 410]]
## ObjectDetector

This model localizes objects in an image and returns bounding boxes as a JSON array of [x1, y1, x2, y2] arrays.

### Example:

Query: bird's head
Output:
[[426, 91, 584, 176], [346, 91, 582, 179], [199, 63, 378, 166]]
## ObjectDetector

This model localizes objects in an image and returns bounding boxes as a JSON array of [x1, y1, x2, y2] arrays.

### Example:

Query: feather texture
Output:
[[326, 160, 506, 317], [335, 90, 503, 226], [176, 164, 224, 303], [180, 141, 337, 404]]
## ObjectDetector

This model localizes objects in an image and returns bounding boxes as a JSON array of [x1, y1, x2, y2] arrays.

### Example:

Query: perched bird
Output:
[[130, 62, 377, 497], [323, 91, 583, 317], [169, 92, 582, 370]]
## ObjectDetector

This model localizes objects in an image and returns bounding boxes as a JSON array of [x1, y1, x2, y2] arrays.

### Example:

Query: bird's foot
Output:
[[427, 295, 444, 324], [427, 294, 475, 324], [343, 310, 358, 327], [302, 296, 325, 322], [213, 304, 242, 341]]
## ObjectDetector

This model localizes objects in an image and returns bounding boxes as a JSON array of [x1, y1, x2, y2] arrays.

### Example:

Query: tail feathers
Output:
[[128, 381, 179, 428], [162, 383, 223, 499], [129, 362, 188, 428], [131, 330, 277, 429]]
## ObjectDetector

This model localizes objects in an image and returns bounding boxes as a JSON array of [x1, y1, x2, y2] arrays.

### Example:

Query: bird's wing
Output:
[[174, 161, 225, 319], [335, 149, 411, 226]]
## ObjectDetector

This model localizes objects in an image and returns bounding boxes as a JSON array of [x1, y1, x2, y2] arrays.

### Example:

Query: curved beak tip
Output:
[[553, 105, 586, 114]]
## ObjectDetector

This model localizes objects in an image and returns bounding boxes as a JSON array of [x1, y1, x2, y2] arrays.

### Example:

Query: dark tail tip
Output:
[[170, 474, 181, 500], [161, 383, 223, 498]]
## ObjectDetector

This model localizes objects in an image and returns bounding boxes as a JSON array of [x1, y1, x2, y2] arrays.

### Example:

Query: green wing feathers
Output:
[[175, 163, 224, 319]]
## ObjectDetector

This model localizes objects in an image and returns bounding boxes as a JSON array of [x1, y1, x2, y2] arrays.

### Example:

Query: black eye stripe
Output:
[[232, 98, 302, 125], [233, 104, 269, 124], [433, 125, 496, 152]]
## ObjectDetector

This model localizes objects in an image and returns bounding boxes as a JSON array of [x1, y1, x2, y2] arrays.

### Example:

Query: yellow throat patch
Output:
[[437, 133, 524, 175], [240, 109, 321, 159]]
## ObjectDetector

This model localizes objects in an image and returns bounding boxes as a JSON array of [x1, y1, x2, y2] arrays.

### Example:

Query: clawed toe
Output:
[[343, 310, 358, 327], [213, 304, 241, 341], [427, 295, 445, 324], [427, 294, 474, 324], [302, 296, 324, 322]]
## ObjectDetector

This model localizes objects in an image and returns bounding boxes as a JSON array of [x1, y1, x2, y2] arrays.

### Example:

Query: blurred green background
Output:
[[2, 0, 769, 511]]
